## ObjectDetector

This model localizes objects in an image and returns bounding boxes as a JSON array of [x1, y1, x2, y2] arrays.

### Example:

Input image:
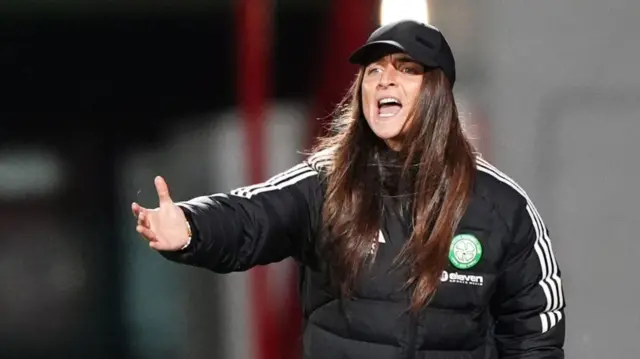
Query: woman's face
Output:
[[361, 52, 425, 150]]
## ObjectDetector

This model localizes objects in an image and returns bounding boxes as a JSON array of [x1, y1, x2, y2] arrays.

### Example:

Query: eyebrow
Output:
[[367, 56, 417, 68], [394, 56, 421, 65]]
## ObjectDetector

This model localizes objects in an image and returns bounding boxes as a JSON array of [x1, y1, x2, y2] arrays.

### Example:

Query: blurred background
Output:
[[1, 0, 639, 358]]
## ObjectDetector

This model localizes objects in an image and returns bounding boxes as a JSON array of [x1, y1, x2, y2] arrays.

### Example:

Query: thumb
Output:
[[154, 176, 173, 206]]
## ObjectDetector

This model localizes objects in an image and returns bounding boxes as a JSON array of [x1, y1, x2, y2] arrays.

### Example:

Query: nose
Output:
[[377, 64, 398, 88]]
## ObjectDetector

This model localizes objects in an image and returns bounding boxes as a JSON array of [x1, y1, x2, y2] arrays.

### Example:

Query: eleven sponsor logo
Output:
[[441, 270, 484, 286]]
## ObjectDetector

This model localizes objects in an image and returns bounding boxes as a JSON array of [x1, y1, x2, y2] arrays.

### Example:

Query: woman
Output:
[[132, 20, 566, 359]]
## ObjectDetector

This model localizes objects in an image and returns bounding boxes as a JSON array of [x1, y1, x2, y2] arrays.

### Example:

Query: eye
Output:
[[401, 64, 423, 75], [366, 66, 382, 75]]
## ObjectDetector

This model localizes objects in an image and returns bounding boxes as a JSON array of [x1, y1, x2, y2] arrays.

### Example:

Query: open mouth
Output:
[[377, 97, 403, 118]]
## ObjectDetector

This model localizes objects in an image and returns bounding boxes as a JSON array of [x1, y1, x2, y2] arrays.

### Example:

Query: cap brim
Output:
[[348, 40, 407, 65]]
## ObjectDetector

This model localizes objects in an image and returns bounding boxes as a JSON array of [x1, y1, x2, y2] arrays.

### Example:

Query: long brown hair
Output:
[[313, 67, 476, 312]]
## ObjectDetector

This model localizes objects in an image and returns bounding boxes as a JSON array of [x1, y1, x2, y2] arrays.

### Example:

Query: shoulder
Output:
[[227, 152, 330, 199], [472, 155, 541, 230], [474, 156, 526, 206], [304, 148, 334, 173]]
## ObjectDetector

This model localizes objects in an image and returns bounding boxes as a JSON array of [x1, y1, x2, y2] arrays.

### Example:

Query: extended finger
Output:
[[137, 211, 149, 227], [154, 176, 173, 206], [132, 202, 146, 217], [136, 225, 157, 242]]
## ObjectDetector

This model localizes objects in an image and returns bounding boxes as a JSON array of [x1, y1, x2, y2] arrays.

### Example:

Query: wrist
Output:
[[180, 220, 192, 250]]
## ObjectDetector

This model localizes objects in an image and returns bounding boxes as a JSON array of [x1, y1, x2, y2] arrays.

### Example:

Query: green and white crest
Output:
[[449, 234, 483, 270]]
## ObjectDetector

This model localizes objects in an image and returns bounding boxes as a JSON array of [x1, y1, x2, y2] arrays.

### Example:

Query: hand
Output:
[[132, 176, 190, 251]]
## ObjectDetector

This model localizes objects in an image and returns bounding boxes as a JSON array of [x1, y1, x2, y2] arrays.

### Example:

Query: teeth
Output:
[[378, 97, 401, 106]]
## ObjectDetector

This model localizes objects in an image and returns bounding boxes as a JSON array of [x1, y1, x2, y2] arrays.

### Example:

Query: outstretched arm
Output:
[[133, 158, 325, 273]]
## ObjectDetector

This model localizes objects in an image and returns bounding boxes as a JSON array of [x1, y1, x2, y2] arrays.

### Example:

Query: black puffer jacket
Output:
[[161, 152, 566, 359]]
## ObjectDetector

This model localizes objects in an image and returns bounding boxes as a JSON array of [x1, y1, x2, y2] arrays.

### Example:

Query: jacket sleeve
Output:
[[159, 158, 325, 273], [492, 199, 566, 359]]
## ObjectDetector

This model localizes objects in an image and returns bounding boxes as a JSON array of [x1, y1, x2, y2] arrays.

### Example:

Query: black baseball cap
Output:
[[348, 20, 456, 87]]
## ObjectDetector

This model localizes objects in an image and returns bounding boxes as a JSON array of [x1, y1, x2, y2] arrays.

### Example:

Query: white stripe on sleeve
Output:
[[475, 157, 564, 333]]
